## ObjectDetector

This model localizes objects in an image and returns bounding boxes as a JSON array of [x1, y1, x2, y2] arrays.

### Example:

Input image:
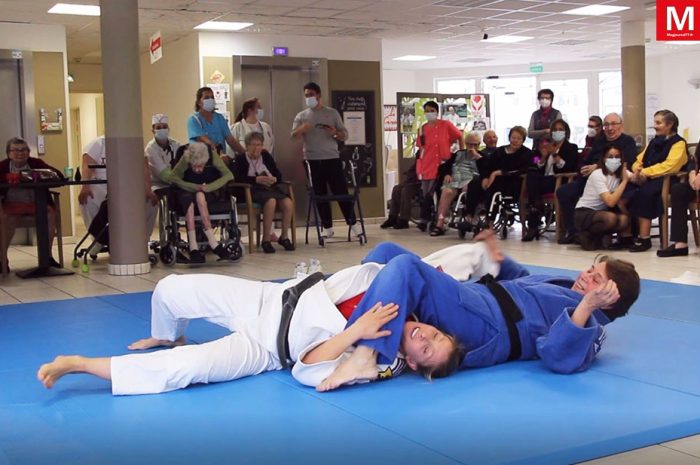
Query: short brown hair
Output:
[[596, 255, 640, 320], [416, 335, 465, 381], [509, 126, 527, 141], [6, 137, 28, 156]]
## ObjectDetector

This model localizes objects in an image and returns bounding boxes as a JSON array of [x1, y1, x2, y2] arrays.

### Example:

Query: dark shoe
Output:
[[608, 236, 634, 250], [213, 244, 230, 259], [578, 232, 598, 251], [380, 216, 397, 229], [261, 241, 276, 254], [558, 233, 577, 245], [521, 228, 539, 242], [393, 219, 409, 229], [657, 244, 689, 257], [277, 237, 295, 251], [629, 238, 652, 253], [188, 249, 205, 263], [429, 226, 445, 236], [416, 222, 427, 232]]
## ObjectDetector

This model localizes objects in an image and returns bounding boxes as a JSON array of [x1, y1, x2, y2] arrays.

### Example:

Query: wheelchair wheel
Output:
[[148, 254, 158, 266], [224, 242, 243, 262], [358, 234, 366, 246], [159, 245, 176, 265], [81, 263, 90, 273], [71, 258, 80, 268]]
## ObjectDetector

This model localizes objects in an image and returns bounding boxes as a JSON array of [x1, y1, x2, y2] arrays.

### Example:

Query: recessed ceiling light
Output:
[[562, 5, 630, 16], [48, 3, 100, 16], [482, 35, 533, 44], [194, 21, 254, 31], [393, 55, 436, 61]]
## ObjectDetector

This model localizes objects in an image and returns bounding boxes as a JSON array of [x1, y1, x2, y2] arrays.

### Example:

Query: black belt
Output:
[[477, 274, 523, 361], [277, 272, 325, 369]]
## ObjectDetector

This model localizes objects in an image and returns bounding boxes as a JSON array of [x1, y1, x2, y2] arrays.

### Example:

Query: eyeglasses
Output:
[[9, 148, 30, 153], [602, 122, 621, 128], [465, 142, 479, 147]]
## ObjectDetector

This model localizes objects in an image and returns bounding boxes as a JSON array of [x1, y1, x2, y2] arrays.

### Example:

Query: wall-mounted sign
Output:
[[150, 31, 162, 64], [273, 46, 288, 56], [332, 91, 376, 187], [529, 62, 543, 73]]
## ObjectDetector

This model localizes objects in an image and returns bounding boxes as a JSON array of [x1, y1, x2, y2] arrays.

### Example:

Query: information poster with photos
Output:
[[332, 90, 377, 188]]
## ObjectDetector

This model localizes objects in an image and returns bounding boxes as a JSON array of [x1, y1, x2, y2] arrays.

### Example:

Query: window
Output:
[[599, 71, 622, 118], [481, 76, 537, 147], [541, 78, 589, 147], [435, 79, 476, 94]]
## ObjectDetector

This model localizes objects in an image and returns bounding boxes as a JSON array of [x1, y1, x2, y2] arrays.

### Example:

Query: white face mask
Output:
[[305, 96, 318, 108], [202, 98, 215, 112], [539, 98, 551, 108], [587, 127, 598, 138], [256, 108, 264, 120], [154, 128, 169, 141], [551, 130, 566, 142], [605, 158, 622, 173], [425, 112, 438, 122]]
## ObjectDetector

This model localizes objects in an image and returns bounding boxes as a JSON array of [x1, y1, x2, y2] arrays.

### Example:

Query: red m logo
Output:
[[657, 0, 698, 41]]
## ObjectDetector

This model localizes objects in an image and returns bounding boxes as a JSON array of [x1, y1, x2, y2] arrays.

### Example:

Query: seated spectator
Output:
[[230, 97, 275, 155], [431, 131, 482, 236], [144, 113, 180, 234], [381, 161, 418, 230], [574, 144, 632, 250], [522, 119, 578, 241], [231, 132, 294, 254], [657, 142, 699, 257], [463, 126, 533, 226], [170, 142, 233, 263], [481, 130, 498, 156], [1, 137, 63, 268], [581, 115, 604, 160], [555, 113, 638, 244], [626, 110, 688, 252]]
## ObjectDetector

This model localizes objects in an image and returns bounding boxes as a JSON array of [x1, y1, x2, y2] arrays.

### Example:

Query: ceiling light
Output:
[[194, 21, 254, 31], [562, 5, 630, 16], [67, 73, 75, 83], [48, 3, 100, 16], [482, 35, 532, 44], [393, 55, 436, 61]]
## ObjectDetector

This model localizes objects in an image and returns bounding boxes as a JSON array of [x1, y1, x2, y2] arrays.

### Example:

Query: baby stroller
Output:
[[72, 199, 158, 273]]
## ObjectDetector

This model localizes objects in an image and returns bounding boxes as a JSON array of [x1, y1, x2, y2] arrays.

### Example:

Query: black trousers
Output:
[[388, 181, 419, 220], [525, 172, 556, 208], [556, 176, 587, 235], [307, 159, 355, 228], [670, 182, 699, 243]]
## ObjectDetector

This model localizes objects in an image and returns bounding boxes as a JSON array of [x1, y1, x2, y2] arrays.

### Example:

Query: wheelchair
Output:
[[155, 185, 243, 266]]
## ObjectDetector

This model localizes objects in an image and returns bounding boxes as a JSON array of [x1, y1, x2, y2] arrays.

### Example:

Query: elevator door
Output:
[[240, 61, 322, 222], [0, 58, 24, 143]]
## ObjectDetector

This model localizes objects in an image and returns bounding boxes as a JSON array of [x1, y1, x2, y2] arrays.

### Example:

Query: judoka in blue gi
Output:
[[317, 231, 640, 392]]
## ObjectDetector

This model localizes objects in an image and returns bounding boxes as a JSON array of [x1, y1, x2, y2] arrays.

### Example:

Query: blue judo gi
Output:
[[346, 243, 610, 374]]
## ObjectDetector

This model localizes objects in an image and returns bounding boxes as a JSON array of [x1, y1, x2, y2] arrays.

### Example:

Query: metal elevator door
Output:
[[0, 58, 24, 143], [237, 57, 327, 223]]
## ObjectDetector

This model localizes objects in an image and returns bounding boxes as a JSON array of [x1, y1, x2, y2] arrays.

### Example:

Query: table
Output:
[[0, 179, 106, 278]]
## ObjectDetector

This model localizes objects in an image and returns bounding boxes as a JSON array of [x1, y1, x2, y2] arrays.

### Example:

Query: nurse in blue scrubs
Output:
[[187, 86, 245, 161]]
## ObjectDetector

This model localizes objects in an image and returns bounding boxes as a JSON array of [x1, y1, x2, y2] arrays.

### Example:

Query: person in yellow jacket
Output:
[[626, 110, 687, 252]]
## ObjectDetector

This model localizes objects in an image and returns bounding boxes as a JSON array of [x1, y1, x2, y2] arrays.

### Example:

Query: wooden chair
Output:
[[1, 191, 64, 277], [520, 172, 577, 242], [658, 143, 697, 250], [229, 182, 296, 254]]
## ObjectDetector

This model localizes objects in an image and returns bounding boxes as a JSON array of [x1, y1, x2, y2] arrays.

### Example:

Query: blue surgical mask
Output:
[[551, 130, 566, 142], [305, 96, 318, 108], [154, 128, 169, 141], [605, 158, 622, 173], [256, 108, 264, 120], [202, 98, 215, 112]]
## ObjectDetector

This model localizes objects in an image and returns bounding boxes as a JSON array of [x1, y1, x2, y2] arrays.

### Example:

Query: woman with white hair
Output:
[[170, 142, 233, 263]]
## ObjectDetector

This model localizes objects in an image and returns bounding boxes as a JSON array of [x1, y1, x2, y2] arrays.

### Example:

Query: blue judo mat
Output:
[[2, 266, 700, 465]]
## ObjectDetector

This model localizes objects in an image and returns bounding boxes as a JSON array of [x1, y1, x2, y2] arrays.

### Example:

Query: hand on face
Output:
[[581, 279, 619, 310]]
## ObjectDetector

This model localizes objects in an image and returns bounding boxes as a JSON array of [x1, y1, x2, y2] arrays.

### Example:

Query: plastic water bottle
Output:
[[308, 258, 322, 274], [294, 262, 308, 279]]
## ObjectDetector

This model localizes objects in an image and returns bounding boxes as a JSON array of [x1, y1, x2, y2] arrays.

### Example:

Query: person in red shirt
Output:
[[415, 101, 464, 231]]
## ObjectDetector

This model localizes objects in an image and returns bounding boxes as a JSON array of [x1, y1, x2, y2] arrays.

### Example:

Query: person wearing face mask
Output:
[[291, 82, 361, 239], [144, 113, 180, 235], [522, 119, 578, 242], [624, 109, 687, 253], [574, 144, 633, 251], [581, 116, 604, 160], [527, 89, 562, 150], [415, 101, 465, 231], [230, 97, 275, 154], [187, 87, 245, 163]]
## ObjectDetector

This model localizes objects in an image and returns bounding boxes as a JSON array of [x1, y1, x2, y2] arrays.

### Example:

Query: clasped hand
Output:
[[350, 302, 399, 340]]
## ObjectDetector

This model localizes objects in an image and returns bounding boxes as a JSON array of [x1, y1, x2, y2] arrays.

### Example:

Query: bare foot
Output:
[[37, 355, 82, 389], [316, 346, 379, 392], [127, 335, 186, 350]]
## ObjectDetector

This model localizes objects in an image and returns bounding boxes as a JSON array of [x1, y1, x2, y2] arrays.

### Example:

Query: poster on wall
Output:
[[383, 105, 397, 131], [332, 91, 376, 187]]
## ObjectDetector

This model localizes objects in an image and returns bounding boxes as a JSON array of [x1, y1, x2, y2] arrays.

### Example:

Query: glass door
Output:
[[481, 76, 537, 148]]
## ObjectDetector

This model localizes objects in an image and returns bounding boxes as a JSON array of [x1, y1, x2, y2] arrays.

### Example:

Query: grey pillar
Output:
[[100, 0, 149, 275], [621, 20, 646, 147]]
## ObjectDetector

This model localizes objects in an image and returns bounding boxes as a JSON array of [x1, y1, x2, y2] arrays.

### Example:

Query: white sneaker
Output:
[[321, 227, 335, 238], [351, 223, 364, 237]]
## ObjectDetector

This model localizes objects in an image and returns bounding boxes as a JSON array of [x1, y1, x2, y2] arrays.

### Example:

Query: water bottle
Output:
[[294, 262, 308, 279], [308, 258, 322, 274]]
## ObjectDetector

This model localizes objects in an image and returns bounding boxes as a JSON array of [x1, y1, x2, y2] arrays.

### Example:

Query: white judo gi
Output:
[[110, 242, 500, 395]]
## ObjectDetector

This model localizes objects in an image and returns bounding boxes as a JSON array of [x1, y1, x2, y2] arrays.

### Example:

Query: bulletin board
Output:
[[332, 90, 376, 187]]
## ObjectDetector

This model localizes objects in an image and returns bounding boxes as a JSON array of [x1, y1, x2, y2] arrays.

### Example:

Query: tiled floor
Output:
[[3, 221, 700, 464]]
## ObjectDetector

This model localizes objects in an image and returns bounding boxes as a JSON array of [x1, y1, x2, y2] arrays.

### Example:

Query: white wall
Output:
[[646, 50, 700, 143], [198, 31, 381, 61], [0, 23, 66, 53], [69, 93, 101, 154]]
